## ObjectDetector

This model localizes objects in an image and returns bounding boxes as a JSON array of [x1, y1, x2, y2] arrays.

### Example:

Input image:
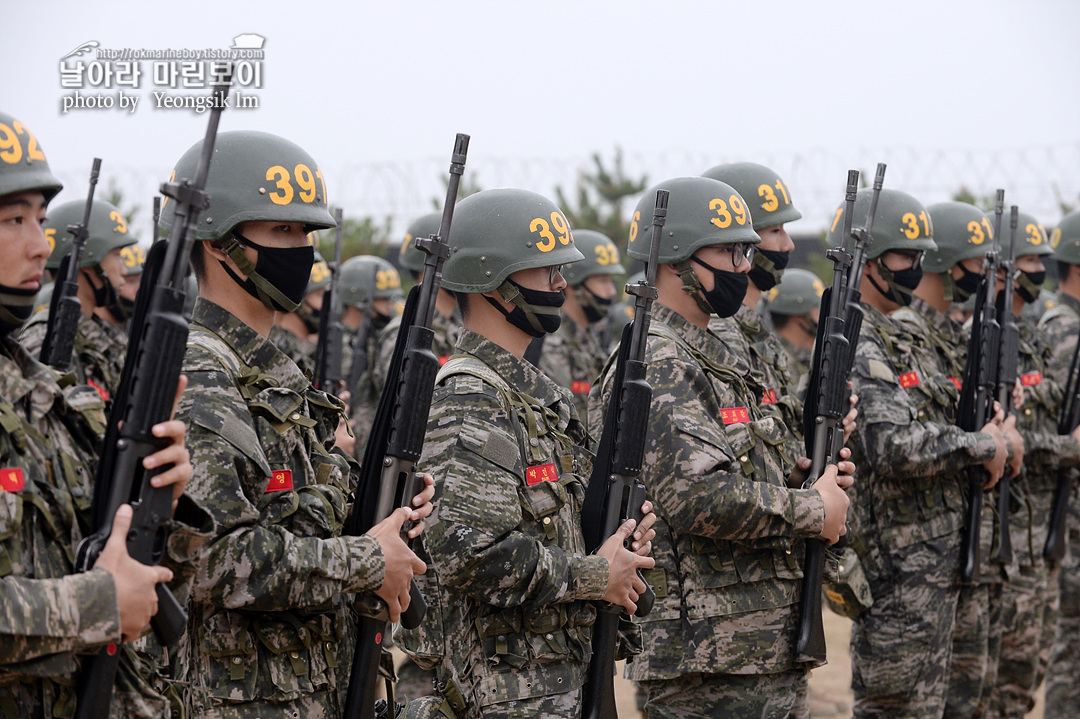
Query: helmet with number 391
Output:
[[0, 111, 63, 203], [44, 199, 140, 271], [561, 229, 623, 286], [442, 189, 584, 293], [160, 130, 336, 241], [702, 162, 802, 230], [826, 188, 937, 259]]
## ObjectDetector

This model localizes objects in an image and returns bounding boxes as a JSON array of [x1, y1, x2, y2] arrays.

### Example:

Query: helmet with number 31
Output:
[[44, 199, 141, 271], [826, 188, 937, 259], [702, 162, 802, 230]]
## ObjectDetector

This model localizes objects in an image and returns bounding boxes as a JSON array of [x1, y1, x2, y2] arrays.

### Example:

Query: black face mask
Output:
[[801, 316, 819, 338], [112, 294, 136, 323], [747, 248, 790, 292], [951, 263, 984, 302], [871, 262, 923, 307], [219, 230, 315, 313], [0, 285, 38, 338], [372, 310, 392, 330], [296, 302, 320, 335], [1016, 269, 1046, 304], [484, 278, 564, 338], [580, 287, 614, 324], [691, 256, 748, 318]]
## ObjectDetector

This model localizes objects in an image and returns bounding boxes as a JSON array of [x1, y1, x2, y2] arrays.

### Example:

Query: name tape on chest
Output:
[[0, 468, 25, 493], [526, 462, 558, 486], [761, 389, 777, 405], [720, 406, 750, 425], [899, 371, 921, 389], [265, 469, 294, 493], [1021, 371, 1042, 387]]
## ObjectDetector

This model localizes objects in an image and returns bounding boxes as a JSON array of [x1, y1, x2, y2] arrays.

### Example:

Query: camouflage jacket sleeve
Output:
[[421, 384, 609, 612], [178, 360, 385, 612], [850, 326, 998, 481], [642, 352, 825, 541], [0, 569, 120, 664]]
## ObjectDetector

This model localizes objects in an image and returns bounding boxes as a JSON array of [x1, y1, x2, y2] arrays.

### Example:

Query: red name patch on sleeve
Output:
[[438, 355, 450, 366], [526, 463, 559, 486], [87, 379, 110, 403], [899, 371, 921, 388], [948, 376, 962, 391], [720, 406, 750, 425], [265, 469, 294, 493], [0, 468, 25, 493], [1021, 371, 1042, 387], [571, 381, 591, 395], [761, 389, 777, 404]]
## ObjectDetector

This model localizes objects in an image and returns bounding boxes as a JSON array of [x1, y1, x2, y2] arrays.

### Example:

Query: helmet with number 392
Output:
[[561, 229, 623, 286], [44, 199, 140, 271], [442, 189, 584, 293], [627, 177, 760, 264], [702, 162, 802, 230], [0, 111, 63, 203], [160, 130, 336, 241], [826, 188, 937, 259]]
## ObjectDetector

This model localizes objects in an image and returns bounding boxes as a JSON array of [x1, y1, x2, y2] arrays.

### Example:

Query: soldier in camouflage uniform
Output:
[[532, 229, 623, 433], [399, 188, 656, 719], [268, 242, 332, 374], [0, 110, 204, 719], [18, 198, 142, 405], [1036, 207, 1080, 719], [986, 211, 1080, 718], [837, 188, 1011, 719], [765, 267, 825, 386], [167, 130, 433, 719], [592, 176, 854, 719]]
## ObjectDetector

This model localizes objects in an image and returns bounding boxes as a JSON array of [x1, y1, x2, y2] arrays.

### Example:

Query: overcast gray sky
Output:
[[4, 0, 1079, 238]]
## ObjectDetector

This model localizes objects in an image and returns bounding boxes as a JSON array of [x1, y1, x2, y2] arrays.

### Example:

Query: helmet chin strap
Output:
[[673, 260, 715, 315]]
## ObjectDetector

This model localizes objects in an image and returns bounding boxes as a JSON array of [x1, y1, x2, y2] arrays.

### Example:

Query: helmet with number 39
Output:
[[561, 229, 623, 286], [702, 162, 802, 230], [0, 111, 63, 203], [442, 189, 584, 293], [44, 199, 140, 271], [826, 188, 937, 259], [160, 130, 336, 241]]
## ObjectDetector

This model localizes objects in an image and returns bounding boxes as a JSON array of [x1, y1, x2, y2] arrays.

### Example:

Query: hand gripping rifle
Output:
[[795, 164, 885, 663], [1045, 310, 1080, 562], [313, 208, 345, 396], [342, 133, 469, 719], [39, 158, 101, 370], [578, 189, 667, 719], [72, 75, 231, 719], [958, 189, 1005, 584], [992, 206, 1021, 565]]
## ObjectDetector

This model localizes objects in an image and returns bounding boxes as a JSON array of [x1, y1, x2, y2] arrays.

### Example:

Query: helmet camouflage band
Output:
[[765, 268, 825, 316], [1008, 210, 1052, 258], [923, 202, 994, 273], [160, 130, 336, 241], [400, 212, 442, 274], [442, 189, 584, 293], [562, 229, 623, 286], [338, 255, 403, 307], [0, 111, 63, 203], [826, 188, 937, 259], [702, 162, 802, 230], [1051, 208, 1080, 265], [44, 199, 138, 270], [627, 177, 760, 264]]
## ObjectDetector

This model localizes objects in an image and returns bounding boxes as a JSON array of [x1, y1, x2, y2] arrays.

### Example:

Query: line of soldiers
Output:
[[2, 106, 1079, 719]]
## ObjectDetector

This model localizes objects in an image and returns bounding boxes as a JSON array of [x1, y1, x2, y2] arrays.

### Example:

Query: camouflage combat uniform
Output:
[[18, 309, 127, 406], [347, 327, 383, 458], [847, 303, 999, 718], [400, 330, 609, 719], [372, 308, 461, 395], [593, 305, 824, 719], [1034, 291, 1080, 719], [0, 336, 210, 719], [174, 298, 386, 719], [268, 324, 315, 377], [777, 336, 812, 389], [536, 315, 608, 436]]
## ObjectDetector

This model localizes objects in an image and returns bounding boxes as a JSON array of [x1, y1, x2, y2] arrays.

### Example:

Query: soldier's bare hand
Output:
[[631, 501, 656, 555], [980, 421, 1008, 489], [94, 504, 174, 641], [368, 507, 427, 624], [144, 375, 192, 510], [599, 519, 655, 615], [405, 472, 436, 539], [334, 416, 355, 456], [1002, 414, 1024, 478], [1012, 378, 1024, 410], [814, 465, 850, 545], [842, 392, 858, 444], [837, 447, 856, 484], [787, 457, 812, 488]]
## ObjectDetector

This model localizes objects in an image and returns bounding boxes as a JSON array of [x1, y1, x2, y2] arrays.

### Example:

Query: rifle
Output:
[[795, 164, 885, 663], [1045, 312, 1080, 561], [958, 189, 1005, 584], [72, 75, 231, 718], [39, 158, 101, 370], [346, 264, 376, 416], [579, 189, 667, 719], [342, 133, 469, 719], [993, 206, 1021, 565], [313, 208, 345, 396]]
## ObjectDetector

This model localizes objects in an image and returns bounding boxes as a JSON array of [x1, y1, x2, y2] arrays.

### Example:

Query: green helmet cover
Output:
[[0, 112, 63, 203], [339, 255, 403, 307], [562, 229, 623, 286], [442, 189, 583, 293], [702, 162, 802, 229], [923, 202, 993, 273], [1051, 208, 1080, 265], [399, 212, 442, 274], [44, 199, 137, 270], [627, 177, 760, 264], [765, 268, 825, 316], [826, 188, 937, 259]]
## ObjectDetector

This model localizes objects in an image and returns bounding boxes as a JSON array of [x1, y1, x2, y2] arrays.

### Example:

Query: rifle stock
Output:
[[992, 206, 1021, 565]]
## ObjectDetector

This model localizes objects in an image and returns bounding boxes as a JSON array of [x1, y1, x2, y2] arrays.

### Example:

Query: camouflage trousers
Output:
[[944, 580, 998, 719], [851, 532, 961, 719], [986, 563, 1059, 718], [188, 689, 340, 719], [1042, 521, 1080, 719], [639, 669, 810, 719]]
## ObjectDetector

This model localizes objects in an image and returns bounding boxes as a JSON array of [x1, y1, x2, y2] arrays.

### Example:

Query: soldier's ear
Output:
[[204, 240, 229, 262]]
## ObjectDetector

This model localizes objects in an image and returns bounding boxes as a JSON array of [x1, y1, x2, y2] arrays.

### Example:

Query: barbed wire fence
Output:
[[56, 143, 1080, 244]]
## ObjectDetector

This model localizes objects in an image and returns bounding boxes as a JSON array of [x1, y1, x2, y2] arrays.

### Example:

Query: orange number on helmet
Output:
[[266, 166, 293, 205], [981, 217, 993, 241], [45, 228, 56, 253], [775, 179, 790, 205], [1027, 223, 1044, 245], [919, 211, 931, 236], [710, 198, 732, 228], [110, 210, 128, 234], [295, 164, 316, 203], [1051, 227, 1062, 248], [628, 211, 640, 245], [758, 184, 778, 213], [530, 217, 556, 252], [119, 244, 145, 269], [595, 244, 619, 266], [0, 123, 22, 164], [901, 212, 920, 240], [315, 168, 327, 204], [12, 122, 45, 162], [967, 220, 986, 245], [830, 208, 843, 234], [550, 212, 571, 245], [310, 262, 330, 284], [730, 195, 748, 226]]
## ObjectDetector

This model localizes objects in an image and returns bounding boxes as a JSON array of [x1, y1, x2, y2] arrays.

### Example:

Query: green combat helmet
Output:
[[924, 201, 993, 301], [766, 268, 825, 317], [163, 131, 336, 312], [399, 212, 442, 275], [1051, 208, 1080, 266], [702, 161, 802, 230], [1010, 210, 1053, 303], [44, 199, 137, 270], [0, 111, 63, 203], [339, 255, 404, 308], [562, 229, 623, 286]]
